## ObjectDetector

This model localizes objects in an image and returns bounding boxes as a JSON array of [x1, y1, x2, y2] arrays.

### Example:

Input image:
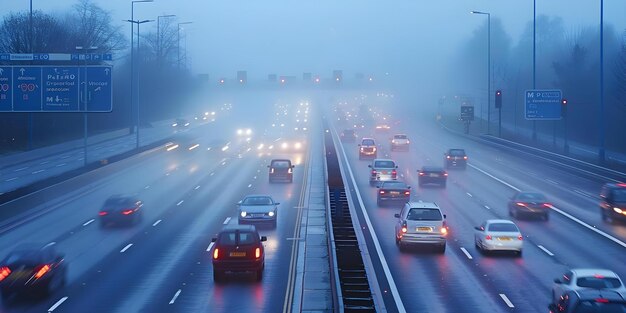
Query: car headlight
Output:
[[241, 211, 247, 217], [268, 211, 275, 217], [614, 207, 624, 214], [294, 142, 302, 149]]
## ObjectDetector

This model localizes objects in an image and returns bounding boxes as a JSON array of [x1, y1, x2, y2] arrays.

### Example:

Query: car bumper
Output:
[[419, 177, 446, 184], [446, 160, 466, 167], [239, 216, 276, 223], [379, 196, 409, 202], [213, 259, 264, 273], [1, 277, 50, 294], [516, 206, 549, 215], [269, 174, 292, 181], [399, 234, 446, 245], [481, 240, 523, 251]]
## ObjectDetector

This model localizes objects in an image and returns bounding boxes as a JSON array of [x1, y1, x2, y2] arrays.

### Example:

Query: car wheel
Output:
[[1, 291, 11, 302], [517, 250, 523, 257], [395, 235, 400, 245], [441, 181, 447, 188], [543, 213, 550, 221], [255, 269, 263, 282], [439, 244, 446, 254], [213, 270, 224, 282], [377, 199, 381, 206]]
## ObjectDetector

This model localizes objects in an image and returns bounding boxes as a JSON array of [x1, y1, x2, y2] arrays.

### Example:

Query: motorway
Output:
[[0, 94, 311, 313], [332, 100, 626, 312]]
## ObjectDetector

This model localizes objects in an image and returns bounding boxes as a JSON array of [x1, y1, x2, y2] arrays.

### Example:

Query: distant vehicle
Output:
[[368, 159, 398, 185], [600, 183, 626, 223], [548, 289, 626, 313], [375, 124, 391, 132], [268, 159, 294, 183], [377, 181, 411, 206], [358, 138, 377, 160], [0, 243, 67, 299], [444, 149, 468, 169], [238, 195, 279, 225], [390, 134, 410, 151], [172, 118, 190, 128], [508, 191, 551, 220], [211, 225, 267, 282], [473, 219, 523, 256], [340, 129, 357, 143], [98, 195, 143, 227], [552, 268, 626, 304], [418, 166, 448, 187], [394, 202, 447, 253]]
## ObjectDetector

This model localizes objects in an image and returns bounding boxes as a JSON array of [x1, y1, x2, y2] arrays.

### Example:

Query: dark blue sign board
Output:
[[0, 66, 112, 112], [525, 89, 562, 120]]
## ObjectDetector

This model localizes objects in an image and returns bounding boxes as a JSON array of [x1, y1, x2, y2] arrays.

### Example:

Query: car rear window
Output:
[[362, 139, 375, 146], [449, 149, 465, 156], [572, 301, 626, 313], [217, 231, 259, 245], [238, 232, 258, 245], [394, 135, 407, 139], [3, 250, 42, 264], [613, 189, 626, 202], [242, 197, 273, 205], [382, 182, 406, 189], [374, 160, 395, 168], [577, 277, 622, 288], [518, 193, 547, 202], [271, 161, 290, 168], [407, 208, 442, 221], [105, 197, 130, 206], [488, 223, 519, 232]]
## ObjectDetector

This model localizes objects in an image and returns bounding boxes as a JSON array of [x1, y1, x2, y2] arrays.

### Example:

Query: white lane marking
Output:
[[248, 184, 252, 188], [14, 167, 28, 172], [48, 296, 69, 312], [223, 217, 231, 225], [194, 185, 200, 190], [499, 293, 515, 308], [546, 179, 559, 185], [5, 177, 17, 182], [153, 220, 162, 227], [335, 129, 406, 312], [206, 242, 215, 252], [82, 219, 95, 226], [40, 161, 50, 165], [32, 169, 45, 174], [472, 163, 626, 249], [56, 163, 66, 167], [460, 247, 473, 260], [60, 155, 71, 159], [253, 176, 257, 179], [120, 244, 133, 253], [176, 200, 184, 206], [484, 205, 491, 210], [466, 192, 473, 197], [144, 185, 150, 189], [537, 245, 555, 256], [188, 143, 200, 150], [210, 172, 215, 176], [169, 289, 182, 305]]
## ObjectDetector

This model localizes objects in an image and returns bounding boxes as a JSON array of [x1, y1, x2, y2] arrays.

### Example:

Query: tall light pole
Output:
[[157, 14, 176, 66], [126, 19, 154, 149], [532, 0, 537, 140], [471, 11, 491, 134], [76, 46, 98, 166], [599, 0, 605, 163], [129, 0, 153, 136], [177, 22, 193, 71]]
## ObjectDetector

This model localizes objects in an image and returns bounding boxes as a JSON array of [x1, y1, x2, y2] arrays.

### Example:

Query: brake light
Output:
[[443, 172, 448, 176], [543, 203, 551, 207], [516, 202, 526, 207], [34, 264, 51, 279], [404, 191, 410, 195], [213, 248, 219, 259], [485, 235, 492, 240], [517, 235, 523, 240], [446, 155, 451, 159], [379, 190, 386, 194], [99, 211, 108, 216], [391, 170, 397, 177], [593, 274, 605, 279], [255, 247, 261, 259], [371, 170, 377, 175], [463, 156, 468, 160], [419, 172, 425, 176], [595, 298, 610, 303], [0, 267, 11, 282], [440, 227, 448, 235], [122, 209, 134, 215]]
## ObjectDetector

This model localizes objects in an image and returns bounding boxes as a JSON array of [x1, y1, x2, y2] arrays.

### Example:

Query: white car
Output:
[[390, 134, 410, 151], [394, 202, 448, 253], [368, 159, 398, 186], [552, 269, 626, 304], [474, 219, 523, 256]]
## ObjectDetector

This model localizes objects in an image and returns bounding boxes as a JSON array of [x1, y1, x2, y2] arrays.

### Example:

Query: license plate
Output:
[[429, 173, 439, 177], [381, 171, 388, 174], [497, 237, 512, 241], [229, 252, 246, 257], [417, 227, 433, 232], [390, 191, 400, 195], [9, 270, 30, 280], [252, 214, 264, 217]]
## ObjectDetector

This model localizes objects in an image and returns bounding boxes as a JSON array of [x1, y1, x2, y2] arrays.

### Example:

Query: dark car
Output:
[[548, 289, 626, 313], [508, 191, 551, 220], [340, 129, 357, 143], [238, 195, 279, 225], [211, 225, 267, 282], [0, 243, 67, 299], [358, 138, 377, 160], [377, 181, 411, 206], [268, 159, 294, 183], [173, 118, 190, 128], [600, 183, 626, 223], [98, 195, 143, 227], [444, 149, 468, 169], [418, 166, 448, 187]]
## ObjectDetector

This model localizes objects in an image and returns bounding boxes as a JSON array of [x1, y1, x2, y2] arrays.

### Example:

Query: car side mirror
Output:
[[211, 238, 217, 242], [474, 226, 482, 231], [368, 165, 372, 168], [443, 214, 447, 219], [260, 236, 267, 242], [407, 186, 411, 189], [275, 202, 280, 205], [553, 278, 562, 284], [237, 201, 242, 205], [394, 213, 400, 218], [358, 144, 361, 146], [395, 166, 398, 169], [267, 165, 270, 168]]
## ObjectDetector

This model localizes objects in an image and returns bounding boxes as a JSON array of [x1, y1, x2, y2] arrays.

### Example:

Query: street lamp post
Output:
[[599, 0, 606, 163], [471, 11, 491, 134], [177, 22, 193, 71], [157, 14, 176, 66], [129, 0, 153, 137], [532, 0, 537, 140], [76, 46, 98, 166], [126, 19, 154, 149]]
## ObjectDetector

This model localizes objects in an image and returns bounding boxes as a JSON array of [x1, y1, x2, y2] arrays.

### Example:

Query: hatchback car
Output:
[[238, 195, 279, 224], [340, 129, 357, 143], [444, 149, 468, 169], [368, 159, 398, 185], [394, 202, 448, 253], [98, 195, 143, 227], [0, 243, 67, 299], [552, 269, 626, 304], [211, 225, 267, 282], [358, 138, 377, 160], [474, 219, 523, 256], [600, 183, 626, 223], [268, 159, 294, 183], [377, 181, 411, 206], [508, 191, 551, 220], [390, 134, 410, 151], [418, 166, 448, 187], [549, 289, 626, 313]]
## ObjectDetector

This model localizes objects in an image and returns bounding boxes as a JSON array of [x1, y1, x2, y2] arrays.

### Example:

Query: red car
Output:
[[211, 225, 267, 282]]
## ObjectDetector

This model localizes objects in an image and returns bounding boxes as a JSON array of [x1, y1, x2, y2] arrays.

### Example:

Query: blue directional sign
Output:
[[13, 67, 42, 111], [42, 67, 79, 111], [525, 89, 562, 120], [0, 67, 11, 111], [80, 66, 113, 112]]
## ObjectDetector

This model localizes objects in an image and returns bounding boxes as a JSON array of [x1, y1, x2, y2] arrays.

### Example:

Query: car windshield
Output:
[[488, 223, 519, 232], [271, 161, 291, 168], [382, 182, 406, 189], [407, 208, 442, 221], [242, 197, 273, 205], [374, 161, 395, 168], [449, 149, 465, 156], [3, 250, 42, 264], [394, 135, 407, 139], [104, 197, 133, 207], [517, 193, 547, 202], [614, 189, 626, 202], [572, 301, 626, 313], [577, 277, 622, 288], [362, 139, 375, 146]]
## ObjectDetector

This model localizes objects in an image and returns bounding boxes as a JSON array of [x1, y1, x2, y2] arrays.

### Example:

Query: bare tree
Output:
[[64, 0, 126, 52], [0, 11, 70, 53]]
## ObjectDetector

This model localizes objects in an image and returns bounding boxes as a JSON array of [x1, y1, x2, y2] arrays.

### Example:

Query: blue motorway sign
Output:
[[0, 66, 112, 112], [524, 89, 562, 120], [1, 53, 112, 62]]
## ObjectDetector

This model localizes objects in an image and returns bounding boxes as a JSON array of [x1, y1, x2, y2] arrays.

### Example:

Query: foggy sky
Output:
[[4, 1, 626, 82]]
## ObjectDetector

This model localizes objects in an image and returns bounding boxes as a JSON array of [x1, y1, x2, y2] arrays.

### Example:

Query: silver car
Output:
[[474, 219, 523, 256], [552, 268, 626, 304], [368, 159, 398, 186], [238, 195, 279, 224], [394, 202, 448, 253]]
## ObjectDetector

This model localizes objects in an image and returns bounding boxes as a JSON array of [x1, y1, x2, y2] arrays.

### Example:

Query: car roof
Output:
[[373, 158, 394, 163], [270, 159, 291, 162], [406, 201, 439, 209], [485, 219, 516, 225], [361, 137, 375, 141], [448, 148, 465, 152], [604, 183, 626, 189], [393, 134, 407, 136], [569, 269, 620, 278], [381, 181, 407, 186], [221, 224, 258, 232], [421, 166, 444, 171], [570, 289, 626, 301], [243, 194, 272, 199]]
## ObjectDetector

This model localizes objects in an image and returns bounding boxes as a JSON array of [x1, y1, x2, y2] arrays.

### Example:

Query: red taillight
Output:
[[0, 266, 11, 282], [463, 156, 468, 160], [213, 248, 219, 259], [593, 274, 605, 279], [99, 211, 108, 216], [255, 247, 261, 259], [446, 155, 451, 159], [485, 235, 492, 240], [34, 264, 51, 279], [595, 298, 610, 303], [443, 172, 448, 176], [517, 235, 523, 240], [391, 170, 397, 177], [516, 202, 526, 207], [419, 172, 425, 176], [379, 190, 386, 194], [404, 191, 410, 195], [543, 203, 551, 207], [371, 170, 377, 175], [122, 209, 134, 215]]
